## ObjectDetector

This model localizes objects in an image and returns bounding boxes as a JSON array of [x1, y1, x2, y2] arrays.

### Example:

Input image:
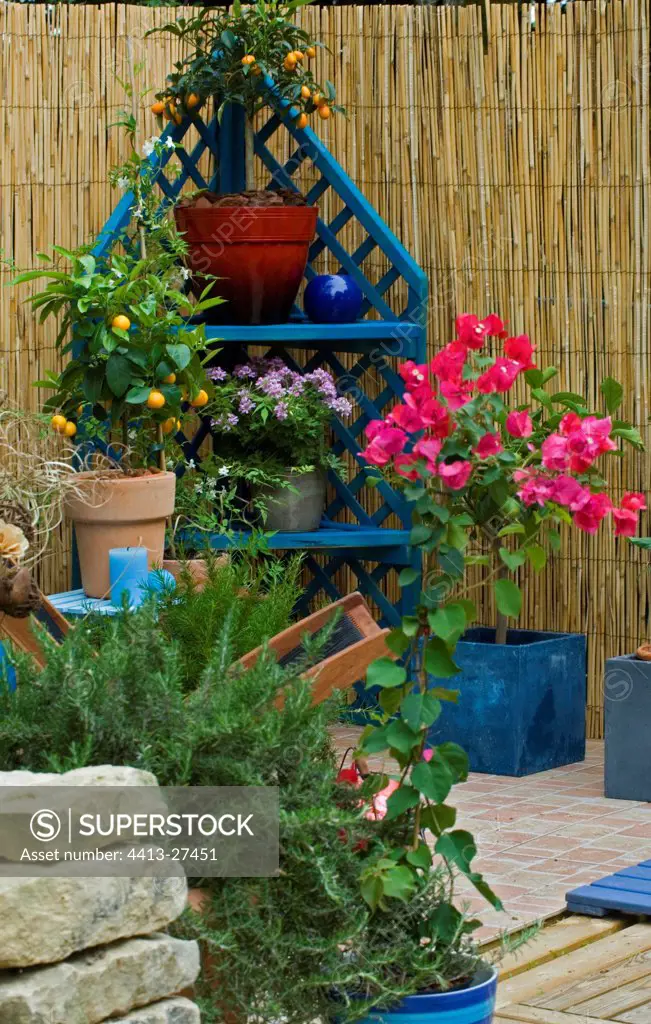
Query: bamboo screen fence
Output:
[[0, 0, 649, 735]]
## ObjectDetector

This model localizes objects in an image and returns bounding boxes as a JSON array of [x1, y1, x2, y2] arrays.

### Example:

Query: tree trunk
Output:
[[244, 117, 255, 192], [493, 538, 509, 646]]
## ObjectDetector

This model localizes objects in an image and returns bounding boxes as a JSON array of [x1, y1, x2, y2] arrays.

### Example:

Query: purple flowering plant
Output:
[[206, 357, 353, 475]]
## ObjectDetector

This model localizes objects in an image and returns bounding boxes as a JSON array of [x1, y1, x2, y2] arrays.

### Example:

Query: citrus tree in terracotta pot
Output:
[[150, 0, 344, 325], [12, 90, 221, 598]]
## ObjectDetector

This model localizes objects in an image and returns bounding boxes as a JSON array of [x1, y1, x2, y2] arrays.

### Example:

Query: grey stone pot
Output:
[[604, 654, 651, 800], [253, 469, 326, 532]]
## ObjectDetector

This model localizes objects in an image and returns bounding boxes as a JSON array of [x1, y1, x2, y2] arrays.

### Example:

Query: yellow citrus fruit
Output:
[[190, 389, 208, 408], [51, 414, 67, 433], [112, 314, 131, 331], [296, 113, 308, 129], [146, 390, 166, 410], [301, 85, 312, 99], [186, 93, 201, 110], [318, 104, 331, 120], [162, 416, 179, 435], [63, 421, 77, 438], [312, 90, 325, 106], [306, 46, 317, 58], [163, 372, 177, 384], [283, 55, 297, 71], [251, 63, 262, 76], [151, 100, 165, 116], [292, 50, 304, 62], [164, 99, 182, 125], [241, 54, 256, 66], [77, 404, 84, 416]]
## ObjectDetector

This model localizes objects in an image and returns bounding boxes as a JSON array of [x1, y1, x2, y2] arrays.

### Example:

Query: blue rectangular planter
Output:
[[604, 654, 651, 801], [427, 628, 587, 776]]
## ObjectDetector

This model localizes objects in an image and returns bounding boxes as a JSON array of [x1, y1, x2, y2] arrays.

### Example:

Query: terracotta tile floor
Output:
[[331, 730, 651, 942]]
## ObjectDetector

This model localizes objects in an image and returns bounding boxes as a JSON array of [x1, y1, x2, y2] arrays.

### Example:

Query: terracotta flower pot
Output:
[[175, 204, 318, 325], [64, 471, 176, 599]]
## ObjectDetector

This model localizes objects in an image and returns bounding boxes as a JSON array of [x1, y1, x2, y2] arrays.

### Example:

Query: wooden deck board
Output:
[[498, 921, 651, 1023], [538, 949, 651, 1012], [496, 915, 626, 981]]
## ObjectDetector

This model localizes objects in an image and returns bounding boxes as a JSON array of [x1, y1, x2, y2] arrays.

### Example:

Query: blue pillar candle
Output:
[[109, 547, 149, 607]]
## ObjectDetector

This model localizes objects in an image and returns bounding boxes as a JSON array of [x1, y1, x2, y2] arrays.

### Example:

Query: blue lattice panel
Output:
[[90, 81, 428, 621]]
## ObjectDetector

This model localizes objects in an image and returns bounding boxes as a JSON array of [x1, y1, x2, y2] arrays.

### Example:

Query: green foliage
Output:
[[150, 1, 345, 123], [155, 553, 304, 681], [10, 84, 217, 467]]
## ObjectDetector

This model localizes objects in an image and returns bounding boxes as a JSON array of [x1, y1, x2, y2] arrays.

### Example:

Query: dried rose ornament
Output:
[[350, 314, 644, 919]]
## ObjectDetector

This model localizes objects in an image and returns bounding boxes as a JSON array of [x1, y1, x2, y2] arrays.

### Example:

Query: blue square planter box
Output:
[[604, 654, 651, 801], [426, 628, 587, 776]]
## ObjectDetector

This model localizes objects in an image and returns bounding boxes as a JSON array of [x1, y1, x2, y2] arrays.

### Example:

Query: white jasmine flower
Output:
[[194, 483, 203, 495], [218, 465, 229, 476], [117, 176, 130, 191], [186, 458, 196, 471], [164, 136, 176, 150], [180, 266, 191, 280], [142, 136, 159, 157]]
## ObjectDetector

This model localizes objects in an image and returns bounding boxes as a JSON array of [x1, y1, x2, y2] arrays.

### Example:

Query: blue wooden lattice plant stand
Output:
[[91, 85, 428, 626]]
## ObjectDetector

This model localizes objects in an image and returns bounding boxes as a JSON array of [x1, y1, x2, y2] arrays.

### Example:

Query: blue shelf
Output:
[[201, 320, 423, 357], [196, 521, 411, 559]]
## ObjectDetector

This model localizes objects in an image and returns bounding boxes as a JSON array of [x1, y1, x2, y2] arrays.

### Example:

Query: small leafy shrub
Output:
[[156, 553, 304, 680]]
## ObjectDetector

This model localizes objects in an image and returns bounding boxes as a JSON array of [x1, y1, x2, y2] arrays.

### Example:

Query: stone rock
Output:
[[0, 765, 164, 861], [108, 997, 201, 1024], [0, 875, 188, 968], [0, 766, 158, 788], [0, 933, 200, 1024]]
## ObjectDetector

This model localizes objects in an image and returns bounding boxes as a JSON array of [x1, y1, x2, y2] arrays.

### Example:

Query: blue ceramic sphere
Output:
[[303, 274, 363, 324]]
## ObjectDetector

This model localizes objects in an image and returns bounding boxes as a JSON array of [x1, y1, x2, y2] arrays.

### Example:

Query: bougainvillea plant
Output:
[[351, 313, 644, 917]]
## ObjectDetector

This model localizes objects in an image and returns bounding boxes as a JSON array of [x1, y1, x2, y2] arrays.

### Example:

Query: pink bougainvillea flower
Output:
[[572, 492, 612, 534], [438, 459, 473, 490], [621, 492, 647, 511], [482, 313, 507, 337], [564, 416, 616, 472], [514, 469, 556, 507], [359, 424, 408, 466], [476, 358, 522, 394], [613, 507, 639, 537], [439, 378, 474, 412], [413, 436, 443, 469], [474, 432, 503, 458], [366, 779, 400, 821], [505, 410, 533, 438], [422, 748, 433, 762], [394, 453, 420, 481], [559, 412, 583, 436], [336, 765, 363, 787], [456, 313, 505, 350], [504, 335, 536, 370], [541, 433, 570, 471], [399, 361, 430, 392], [390, 401, 426, 434], [549, 474, 588, 508], [431, 341, 467, 383]]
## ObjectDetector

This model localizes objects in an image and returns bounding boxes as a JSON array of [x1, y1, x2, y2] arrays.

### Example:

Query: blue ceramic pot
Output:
[[304, 274, 363, 323], [356, 966, 498, 1024]]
